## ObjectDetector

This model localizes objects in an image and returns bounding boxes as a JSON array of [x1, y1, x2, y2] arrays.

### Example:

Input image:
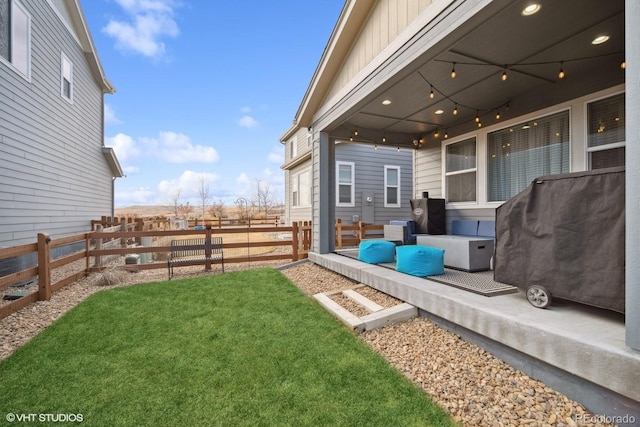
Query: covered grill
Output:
[[494, 167, 625, 312]]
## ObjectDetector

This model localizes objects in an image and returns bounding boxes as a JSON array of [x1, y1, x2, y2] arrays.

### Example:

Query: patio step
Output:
[[313, 286, 417, 333]]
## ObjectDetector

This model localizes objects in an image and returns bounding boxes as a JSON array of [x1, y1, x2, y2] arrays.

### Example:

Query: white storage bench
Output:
[[416, 234, 494, 272]]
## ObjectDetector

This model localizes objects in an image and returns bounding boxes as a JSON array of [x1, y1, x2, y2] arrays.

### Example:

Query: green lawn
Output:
[[0, 268, 454, 427]]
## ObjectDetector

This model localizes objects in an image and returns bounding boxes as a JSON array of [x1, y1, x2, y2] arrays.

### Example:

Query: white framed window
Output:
[[290, 138, 297, 159], [487, 110, 570, 202], [336, 161, 355, 207], [587, 93, 625, 170], [0, 0, 31, 79], [384, 165, 401, 207], [445, 138, 477, 203], [292, 169, 310, 208], [61, 52, 73, 102]]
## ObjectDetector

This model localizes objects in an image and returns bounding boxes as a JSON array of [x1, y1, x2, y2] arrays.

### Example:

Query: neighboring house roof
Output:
[[63, 0, 115, 94]]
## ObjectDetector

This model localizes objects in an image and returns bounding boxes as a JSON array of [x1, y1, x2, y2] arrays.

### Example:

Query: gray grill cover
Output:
[[494, 167, 625, 313]]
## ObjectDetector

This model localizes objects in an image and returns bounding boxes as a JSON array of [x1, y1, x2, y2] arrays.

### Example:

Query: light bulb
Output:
[[450, 63, 456, 78]]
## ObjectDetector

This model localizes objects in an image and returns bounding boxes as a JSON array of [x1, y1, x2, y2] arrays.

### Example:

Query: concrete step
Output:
[[313, 286, 417, 333]]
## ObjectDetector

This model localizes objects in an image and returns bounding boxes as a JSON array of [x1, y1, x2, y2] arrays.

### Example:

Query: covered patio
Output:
[[288, 0, 640, 419]]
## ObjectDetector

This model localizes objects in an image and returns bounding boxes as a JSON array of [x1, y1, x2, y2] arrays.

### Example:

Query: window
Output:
[[445, 138, 476, 203], [290, 138, 297, 159], [587, 93, 625, 170], [292, 170, 310, 207], [336, 161, 354, 206], [384, 166, 401, 207], [487, 110, 570, 202], [61, 53, 73, 102], [0, 0, 30, 78]]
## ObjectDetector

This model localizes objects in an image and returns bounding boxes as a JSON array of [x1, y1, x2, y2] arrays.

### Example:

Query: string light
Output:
[[496, 110, 501, 120], [429, 85, 435, 99], [621, 61, 626, 69], [501, 68, 508, 81], [434, 130, 440, 138], [475, 111, 480, 123], [453, 104, 458, 115], [382, 136, 386, 143], [444, 130, 448, 139], [354, 128, 358, 136], [450, 63, 457, 78], [558, 62, 565, 79]]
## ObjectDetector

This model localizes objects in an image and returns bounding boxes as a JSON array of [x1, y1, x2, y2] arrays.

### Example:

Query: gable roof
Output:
[[55, 0, 115, 94]]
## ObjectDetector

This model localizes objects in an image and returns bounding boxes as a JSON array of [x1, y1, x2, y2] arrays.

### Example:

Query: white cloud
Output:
[[115, 186, 155, 206], [155, 131, 219, 163], [237, 115, 258, 129], [103, 0, 179, 59], [106, 133, 140, 164], [158, 170, 220, 200], [104, 104, 121, 125], [267, 145, 284, 164]]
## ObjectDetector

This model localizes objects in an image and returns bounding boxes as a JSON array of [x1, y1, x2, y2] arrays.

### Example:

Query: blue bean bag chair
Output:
[[358, 240, 396, 264], [396, 245, 445, 277]]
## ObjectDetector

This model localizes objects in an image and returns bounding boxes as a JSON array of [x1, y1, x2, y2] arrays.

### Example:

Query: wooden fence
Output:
[[334, 219, 384, 249], [0, 222, 310, 320]]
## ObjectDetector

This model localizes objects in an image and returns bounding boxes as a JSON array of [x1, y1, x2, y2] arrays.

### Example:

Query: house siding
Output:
[[326, 0, 435, 102], [334, 143, 413, 225], [0, 1, 112, 247]]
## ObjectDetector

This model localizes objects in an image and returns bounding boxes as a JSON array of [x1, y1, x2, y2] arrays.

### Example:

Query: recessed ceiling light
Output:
[[382, 99, 392, 105], [521, 4, 541, 16], [591, 35, 610, 45], [435, 109, 444, 115]]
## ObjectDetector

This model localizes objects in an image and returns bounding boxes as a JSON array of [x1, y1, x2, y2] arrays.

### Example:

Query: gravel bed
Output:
[[1, 260, 613, 426]]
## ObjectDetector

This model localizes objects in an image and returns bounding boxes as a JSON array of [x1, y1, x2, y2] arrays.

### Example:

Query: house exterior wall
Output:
[[0, 1, 113, 247], [325, 0, 435, 102], [283, 140, 414, 226], [414, 84, 626, 232], [333, 143, 413, 226]]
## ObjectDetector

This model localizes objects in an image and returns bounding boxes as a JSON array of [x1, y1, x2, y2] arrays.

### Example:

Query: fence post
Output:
[[335, 218, 343, 249], [37, 233, 52, 301], [95, 224, 103, 268], [292, 222, 299, 261], [205, 225, 212, 271], [359, 221, 366, 242]]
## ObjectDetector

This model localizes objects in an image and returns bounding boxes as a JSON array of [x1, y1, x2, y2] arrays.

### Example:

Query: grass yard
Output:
[[0, 269, 454, 427]]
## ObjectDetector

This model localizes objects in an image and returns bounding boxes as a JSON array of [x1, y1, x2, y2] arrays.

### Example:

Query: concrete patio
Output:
[[309, 252, 640, 422]]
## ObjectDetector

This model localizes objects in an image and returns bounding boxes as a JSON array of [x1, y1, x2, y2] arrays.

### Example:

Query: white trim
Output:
[[384, 165, 401, 208], [0, 0, 31, 82], [291, 168, 311, 209], [336, 160, 355, 207], [60, 52, 73, 103]]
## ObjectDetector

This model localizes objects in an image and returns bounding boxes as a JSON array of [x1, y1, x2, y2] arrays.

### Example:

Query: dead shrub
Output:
[[92, 266, 128, 287]]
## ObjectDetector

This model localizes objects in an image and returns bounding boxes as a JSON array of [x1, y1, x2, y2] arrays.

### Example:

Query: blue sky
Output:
[[81, 0, 343, 208]]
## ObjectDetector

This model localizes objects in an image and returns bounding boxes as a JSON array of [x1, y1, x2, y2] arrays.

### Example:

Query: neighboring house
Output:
[[282, 0, 640, 402], [280, 126, 413, 227], [0, 0, 122, 248]]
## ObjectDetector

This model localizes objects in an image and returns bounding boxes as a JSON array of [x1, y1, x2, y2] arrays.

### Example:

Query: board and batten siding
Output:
[[325, 0, 435, 102], [0, 1, 113, 247], [334, 143, 413, 226]]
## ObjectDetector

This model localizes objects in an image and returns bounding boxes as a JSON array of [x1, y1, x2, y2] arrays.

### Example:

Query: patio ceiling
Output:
[[331, 0, 625, 146]]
